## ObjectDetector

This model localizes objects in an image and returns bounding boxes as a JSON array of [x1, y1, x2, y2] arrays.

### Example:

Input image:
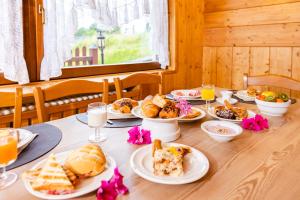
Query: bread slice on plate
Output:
[[30, 154, 74, 194]]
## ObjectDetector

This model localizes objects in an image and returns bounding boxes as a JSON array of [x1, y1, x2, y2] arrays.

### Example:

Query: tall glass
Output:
[[201, 84, 215, 110], [0, 129, 18, 189], [87, 102, 107, 143]]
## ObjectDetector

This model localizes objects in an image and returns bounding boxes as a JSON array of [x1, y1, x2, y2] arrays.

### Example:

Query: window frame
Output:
[[0, 0, 162, 85]]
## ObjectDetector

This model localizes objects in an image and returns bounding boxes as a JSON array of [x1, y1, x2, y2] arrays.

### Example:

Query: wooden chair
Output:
[[114, 72, 164, 100], [33, 79, 109, 123], [0, 88, 22, 128], [243, 73, 300, 91]]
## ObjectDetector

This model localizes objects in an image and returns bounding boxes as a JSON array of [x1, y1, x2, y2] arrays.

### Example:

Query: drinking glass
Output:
[[0, 129, 18, 189], [201, 84, 215, 110], [87, 102, 107, 143]]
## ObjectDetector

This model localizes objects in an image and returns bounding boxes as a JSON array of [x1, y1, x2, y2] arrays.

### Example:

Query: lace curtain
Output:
[[0, 0, 29, 84], [41, 0, 169, 80]]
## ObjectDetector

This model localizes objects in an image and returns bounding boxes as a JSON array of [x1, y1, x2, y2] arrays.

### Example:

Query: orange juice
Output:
[[0, 136, 17, 165], [202, 88, 215, 100]]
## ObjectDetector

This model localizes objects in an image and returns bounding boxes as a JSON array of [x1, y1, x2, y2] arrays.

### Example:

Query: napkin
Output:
[[18, 133, 38, 155]]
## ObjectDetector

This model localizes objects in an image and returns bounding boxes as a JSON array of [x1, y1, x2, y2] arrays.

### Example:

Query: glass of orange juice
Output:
[[201, 84, 215, 110], [0, 129, 18, 189]]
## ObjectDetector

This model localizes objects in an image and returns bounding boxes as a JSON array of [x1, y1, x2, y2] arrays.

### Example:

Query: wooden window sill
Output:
[[0, 68, 175, 97]]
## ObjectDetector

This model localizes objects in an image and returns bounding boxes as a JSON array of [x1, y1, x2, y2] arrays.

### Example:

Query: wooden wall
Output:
[[163, 0, 204, 93], [202, 0, 300, 97]]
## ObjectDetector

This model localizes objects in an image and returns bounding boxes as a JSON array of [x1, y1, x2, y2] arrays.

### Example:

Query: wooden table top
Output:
[[1, 99, 300, 200]]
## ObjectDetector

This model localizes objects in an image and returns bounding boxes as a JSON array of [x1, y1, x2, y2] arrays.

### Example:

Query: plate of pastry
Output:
[[234, 88, 260, 102], [178, 107, 206, 122], [22, 144, 116, 200], [130, 139, 209, 185], [108, 98, 139, 117], [131, 95, 184, 122], [207, 100, 255, 123], [171, 89, 201, 100]]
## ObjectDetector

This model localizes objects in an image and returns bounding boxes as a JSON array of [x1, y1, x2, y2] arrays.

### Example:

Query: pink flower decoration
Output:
[[241, 114, 269, 132], [175, 99, 192, 116], [97, 168, 129, 200], [127, 126, 151, 145]]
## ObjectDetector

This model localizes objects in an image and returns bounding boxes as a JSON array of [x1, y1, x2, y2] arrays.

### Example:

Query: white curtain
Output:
[[41, 0, 78, 80], [150, 0, 169, 69], [0, 0, 29, 84]]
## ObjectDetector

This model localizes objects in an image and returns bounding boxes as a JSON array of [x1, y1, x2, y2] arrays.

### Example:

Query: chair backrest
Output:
[[114, 72, 163, 100], [0, 87, 22, 128], [243, 73, 300, 91], [33, 79, 109, 123]]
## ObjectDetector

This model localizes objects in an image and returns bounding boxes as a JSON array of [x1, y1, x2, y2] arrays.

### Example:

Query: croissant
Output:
[[142, 99, 161, 118]]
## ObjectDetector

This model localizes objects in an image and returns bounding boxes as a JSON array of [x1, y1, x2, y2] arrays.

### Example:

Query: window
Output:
[[0, 0, 168, 84]]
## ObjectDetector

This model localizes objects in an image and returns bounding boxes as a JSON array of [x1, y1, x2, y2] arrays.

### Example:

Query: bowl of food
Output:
[[201, 121, 243, 142], [255, 91, 291, 116]]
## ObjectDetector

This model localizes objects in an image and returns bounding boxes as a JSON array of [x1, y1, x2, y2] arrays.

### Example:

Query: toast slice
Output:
[[30, 154, 74, 194]]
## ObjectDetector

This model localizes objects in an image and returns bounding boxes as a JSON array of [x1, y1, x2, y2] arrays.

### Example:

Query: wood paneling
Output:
[[292, 48, 300, 97], [204, 23, 300, 47], [216, 47, 232, 88], [205, 0, 300, 13], [232, 47, 250, 90], [203, 47, 217, 84], [205, 2, 300, 28], [203, 0, 300, 94]]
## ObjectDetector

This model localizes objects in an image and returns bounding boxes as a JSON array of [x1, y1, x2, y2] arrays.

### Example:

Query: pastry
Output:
[[215, 100, 248, 120], [183, 108, 201, 119], [141, 99, 161, 118], [152, 94, 168, 108], [64, 144, 106, 177], [247, 88, 258, 97], [152, 140, 191, 176], [112, 98, 138, 113], [30, 154, 74, 194], [159, 101, 180, 119]]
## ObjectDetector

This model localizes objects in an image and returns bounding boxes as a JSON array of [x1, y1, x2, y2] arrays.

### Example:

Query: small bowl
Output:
[[201, 121, 243, 142], [255, 98, 291, 117]]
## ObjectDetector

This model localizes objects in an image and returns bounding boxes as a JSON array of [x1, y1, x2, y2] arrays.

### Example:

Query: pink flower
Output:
[[127, 126, 152, 145], [97, 168, 129, 200], [241, 114, 269, 132], [175, 99, 192, 116]]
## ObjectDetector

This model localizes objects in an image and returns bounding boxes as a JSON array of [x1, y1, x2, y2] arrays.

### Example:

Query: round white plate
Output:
[[130, 143, 209, 185], [235, 90, 255, 101], [131, 106, 184, 122], [22, 151, 116, 200], [216, 97, 238, 105], [171, 90, 201, 100], [207, 107, 256, 123], [18, 129, 35, 149], [179, 107, 206, 122], [107, 104, 134, 117]]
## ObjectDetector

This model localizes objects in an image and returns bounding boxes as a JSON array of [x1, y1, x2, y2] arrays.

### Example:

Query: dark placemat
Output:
[[7, 124, 62, 171], [166, 94, 216, 105], [76, 113, 142, 128]]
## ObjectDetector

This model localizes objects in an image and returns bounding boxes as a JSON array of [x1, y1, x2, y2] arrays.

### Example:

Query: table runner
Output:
[[7, 123, 62, 170], [76, 113, 142, 128]]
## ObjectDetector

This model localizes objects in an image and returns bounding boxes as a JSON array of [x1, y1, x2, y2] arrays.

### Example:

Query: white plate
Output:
[[171, 90, 201, 100], [23, 151, 116, 200], [207, 107, 256, 123], [107, 104, 134, 117], [216, 97, 238, 105], [179, 107, 206, 122], [131, 106, 184, 122], [235, 90, 255, 101], [18, 129, 35, 149], [130, 143, 209, 185]]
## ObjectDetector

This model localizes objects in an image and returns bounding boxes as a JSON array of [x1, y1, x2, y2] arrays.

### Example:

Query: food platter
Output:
[[22, 151, 116, 200], [207, 107, 256, 123], [170, 89, 201, 100], [130, 143, 209, 185], [178, 107, 206, 122]]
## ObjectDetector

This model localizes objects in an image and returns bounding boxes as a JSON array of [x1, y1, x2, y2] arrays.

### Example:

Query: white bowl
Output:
[[201, 121, 243, 142], [255, 98, 291, 117]]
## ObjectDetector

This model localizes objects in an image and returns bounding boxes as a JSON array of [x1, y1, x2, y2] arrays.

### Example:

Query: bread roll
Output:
[[152, 94, 168, 108], [65, 144, 106, 177], [141, 99, 161, 118]]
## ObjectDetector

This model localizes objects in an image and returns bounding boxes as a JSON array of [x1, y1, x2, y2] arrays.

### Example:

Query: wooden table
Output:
[[1, 100, 300, 200]]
